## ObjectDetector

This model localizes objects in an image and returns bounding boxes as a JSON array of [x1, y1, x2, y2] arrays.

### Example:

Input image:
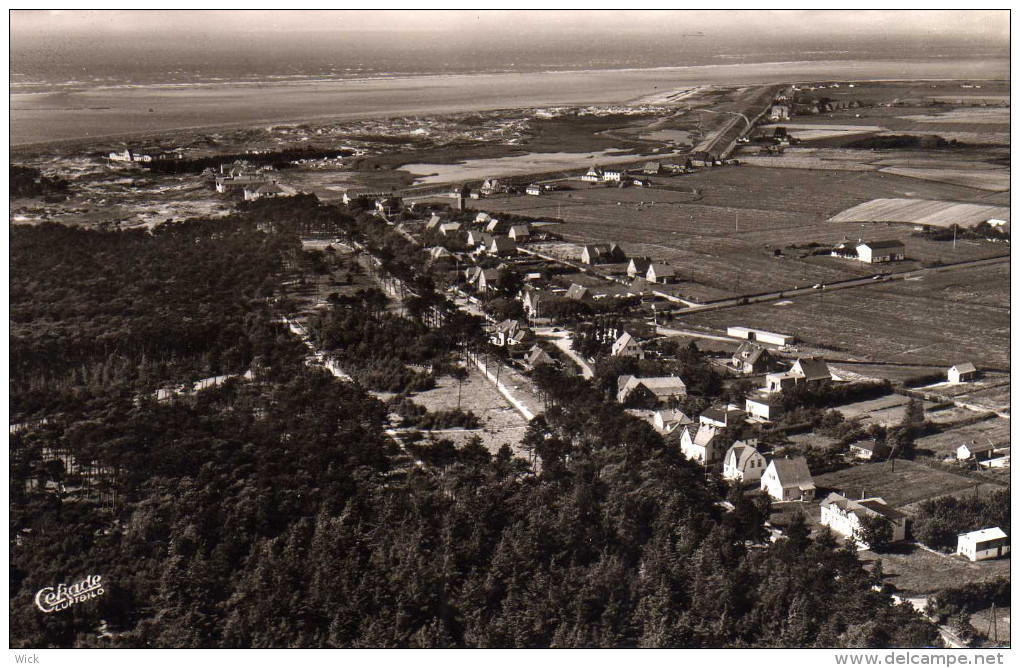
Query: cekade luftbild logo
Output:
[[35, 575, 105, 613]]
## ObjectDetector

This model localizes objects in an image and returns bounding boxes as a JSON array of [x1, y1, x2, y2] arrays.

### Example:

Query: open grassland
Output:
[[829, 198, 1011, 226], [968, 606, 1011, 647], [474, 164, 1006, 301], [865, 548, 1012, 598], [812, 460, 994, 509], [873, 262, 1011, 310], [679, 283, 1010, 370], [914, 417, 1012, 457], [877, 167, 1010, 192]]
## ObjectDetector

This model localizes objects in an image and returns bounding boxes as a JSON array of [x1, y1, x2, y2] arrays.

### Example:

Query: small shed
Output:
[[948, 363, 978, 384]]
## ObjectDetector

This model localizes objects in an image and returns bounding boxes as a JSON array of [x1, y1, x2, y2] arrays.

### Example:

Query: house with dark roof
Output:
[[488, 237, 517, 256], [653, 408, 694, 435], [490, 319, 533, 348], [581, 243, 625, 265], [477, 268, 504, 293], [564, 283, 593, 302], [766, 357, 834, 393], [957, 441, 995, 462], [627, 257, 653, 278], [642, 161, 663, 175], [731, 342, 777, 375], [646, 263, 677, 284], [508, 224, 532, 242], [581, 165, 605, 182], [617, 375, 687, 406], [761, 457, 816, 501], [699, 403, 746, 429], [526, 345, 556, 369], [948, 363, 978, 384], [856, 240, 905, 263]]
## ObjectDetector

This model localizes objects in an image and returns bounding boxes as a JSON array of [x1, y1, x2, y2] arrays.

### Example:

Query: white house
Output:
[[680, 424, 724, 466], [766, 357, 834, 393], [627, 257, 652, 278], [611, 332, 645, 359], [646, 263, 677, 284], [526, 183, 546, 196], [856, 240, 905, 263], [722, 441, 768, 483], [948, 363, 978, 384], [957, 527, 1010, 562], [957, 442, 995, 462], [603, 169, 623, 182], [488, 237, 517, 256], [508, 224, 532, 242], [439, 222, 462, 236], [819, 493, 907, 548], [652, 408, 693, 435], [581, 166, 604, 182], [745, 394, 784, 422], [761, 457, 816, 501]]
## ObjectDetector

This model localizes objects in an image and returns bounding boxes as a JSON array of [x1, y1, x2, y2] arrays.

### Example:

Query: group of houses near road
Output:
[[580, 165, 654, 187], [211, 160, 297, 201]]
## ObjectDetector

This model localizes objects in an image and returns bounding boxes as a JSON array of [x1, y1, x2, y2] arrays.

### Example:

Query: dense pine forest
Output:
[[10, 200, 940, 648]]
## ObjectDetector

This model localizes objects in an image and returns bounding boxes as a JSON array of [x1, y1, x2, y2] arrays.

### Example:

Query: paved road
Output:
[[672, 255, 1010, 317]]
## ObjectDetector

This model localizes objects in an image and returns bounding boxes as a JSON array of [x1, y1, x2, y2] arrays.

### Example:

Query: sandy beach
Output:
[[11, 58, 1008, 147]]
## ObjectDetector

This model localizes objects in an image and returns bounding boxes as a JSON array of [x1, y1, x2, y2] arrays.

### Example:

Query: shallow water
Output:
[[11, 58, 1009, 146]]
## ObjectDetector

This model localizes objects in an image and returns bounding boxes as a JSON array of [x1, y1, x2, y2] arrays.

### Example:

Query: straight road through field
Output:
[[673, 254, 1010, 317]]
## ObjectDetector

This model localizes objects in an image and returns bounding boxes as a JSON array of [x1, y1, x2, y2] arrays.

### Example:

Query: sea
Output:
[[9, 32, 1010, 146]]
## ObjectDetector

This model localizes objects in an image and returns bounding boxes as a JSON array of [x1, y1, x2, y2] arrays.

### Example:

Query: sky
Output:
[[10, 9, 1010, 42]]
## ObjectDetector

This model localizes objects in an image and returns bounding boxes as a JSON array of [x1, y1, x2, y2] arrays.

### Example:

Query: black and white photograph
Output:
[[7, 8, 1012, 658]]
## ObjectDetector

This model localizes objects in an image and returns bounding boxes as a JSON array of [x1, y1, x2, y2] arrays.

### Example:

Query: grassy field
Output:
[[861, 547, 1011, 598], [812, 460, 994, 509], [472, 163, 1007, 301], [678, 279, 1010, 371], [969, 606, 1011, 647], [914, 417, 1012, 458]]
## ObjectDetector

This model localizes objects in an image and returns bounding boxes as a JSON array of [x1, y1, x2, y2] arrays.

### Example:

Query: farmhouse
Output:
[[856, 240, 906, 264], [525, 183, 547, 196], [726, 326, 795, 346], [744, 394, 784, 423], [957, 528, 1010, 562], [617, 375, 687, 406], [653, 408, 694, 434], [627, 257, 653, 278], [957, 442, 995, 462], [439, 222, 462, 236], [849, 440, 891, 461], [642, 162, 663, 175], [479, 178, 509, 196], [722, 441, 768, 483], [680, 424, 724, 466], [819, 493, 907, 548], [761, 457, 816, 502], [508, 224, 532, 242], [731, 342, 777, 375], [646, 263, 677, 284], [948, 363, 978, 384], [700, 403, 746, 428], [426, 246, 456, 267], [603, 169, 624, 182], [768, 104, 790, 121], [581, 165, 605, 182], [611, 332, 646, 359]]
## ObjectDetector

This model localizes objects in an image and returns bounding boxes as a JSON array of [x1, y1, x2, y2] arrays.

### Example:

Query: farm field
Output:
[[871, 262, 1011, 310], [914, 416, 1011, 458], [877, 167, 1010, 192], [678, 281, 1010, 370], [812, 460, 994, 509], [863, 548, 1011, 598], [829, 198, 1011, 227], [473, 165, 1006, 301]]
